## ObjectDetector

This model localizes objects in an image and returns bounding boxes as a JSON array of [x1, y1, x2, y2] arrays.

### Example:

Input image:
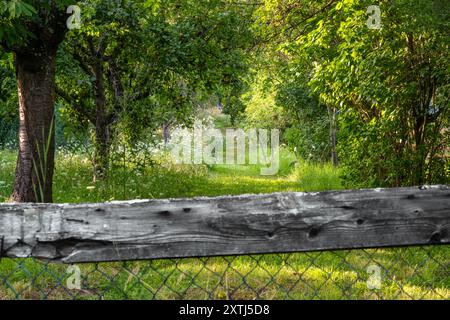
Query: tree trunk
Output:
[[328, 106, 338, 166], [93, 122, 111, 182], [163, 122, 171, 146], [11, 49, 57, 203], [93, 62, 111, 181]]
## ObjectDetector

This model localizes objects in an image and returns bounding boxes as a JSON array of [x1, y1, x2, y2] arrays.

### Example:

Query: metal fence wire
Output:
[[1, 245, 449, 300]]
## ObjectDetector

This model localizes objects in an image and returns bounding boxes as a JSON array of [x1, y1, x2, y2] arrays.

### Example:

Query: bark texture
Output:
[[11, 48, 58, 202]]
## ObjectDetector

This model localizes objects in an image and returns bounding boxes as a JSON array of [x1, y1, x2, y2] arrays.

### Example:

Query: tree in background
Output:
[[254, 0, 449, 187], [245, 0, 339, 163], [56, 0, 149, 180], [56, 0, 255, 180], [300, 0, 449, 186], [276, 81, 331, 163]]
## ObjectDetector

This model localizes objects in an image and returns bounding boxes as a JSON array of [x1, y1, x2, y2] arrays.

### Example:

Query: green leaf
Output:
[[19, 2, 37, 17], [7, 1, 15, 18], [0, 1, 8, 15]]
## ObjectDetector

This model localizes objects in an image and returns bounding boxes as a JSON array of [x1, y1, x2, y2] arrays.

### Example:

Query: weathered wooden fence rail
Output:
[[0, 186, 449, 263]]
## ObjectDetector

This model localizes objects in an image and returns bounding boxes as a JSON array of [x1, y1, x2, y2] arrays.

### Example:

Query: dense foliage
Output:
[[249, 0, 449, 187], [0, 0, 449, 201]]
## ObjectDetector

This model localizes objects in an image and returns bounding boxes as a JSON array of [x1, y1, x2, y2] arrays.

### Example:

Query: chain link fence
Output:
[[1, 245, 449, 300]]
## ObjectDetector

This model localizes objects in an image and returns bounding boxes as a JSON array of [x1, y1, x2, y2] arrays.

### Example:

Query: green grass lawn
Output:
[[0, 149, 448, 300]]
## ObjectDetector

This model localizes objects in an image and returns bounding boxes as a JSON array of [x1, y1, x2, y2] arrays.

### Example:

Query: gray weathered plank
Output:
[[0, 186, 449, 263]]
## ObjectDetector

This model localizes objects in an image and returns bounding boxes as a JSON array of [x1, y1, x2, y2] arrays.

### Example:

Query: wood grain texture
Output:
[[0, 186, 449, 263]]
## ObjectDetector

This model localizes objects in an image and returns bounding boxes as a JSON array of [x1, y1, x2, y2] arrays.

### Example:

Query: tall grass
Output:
[[0, 150, 16, 202], [1, 148, 340, 203], [289, 161, 343, 192]]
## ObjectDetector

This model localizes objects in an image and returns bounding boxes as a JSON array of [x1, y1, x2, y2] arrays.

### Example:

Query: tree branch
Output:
[[55, 86, 95, 124]]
